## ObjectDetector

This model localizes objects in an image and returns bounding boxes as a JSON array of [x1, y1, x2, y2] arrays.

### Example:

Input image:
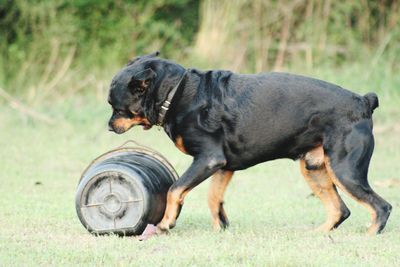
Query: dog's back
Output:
[[198, 71, 375, 169]]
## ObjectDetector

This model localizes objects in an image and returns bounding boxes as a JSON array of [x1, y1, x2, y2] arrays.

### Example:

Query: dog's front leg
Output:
[[156, 153, 227, 234]]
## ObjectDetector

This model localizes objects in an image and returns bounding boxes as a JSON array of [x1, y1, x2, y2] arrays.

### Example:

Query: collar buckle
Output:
[[156, 70, 187, 126]]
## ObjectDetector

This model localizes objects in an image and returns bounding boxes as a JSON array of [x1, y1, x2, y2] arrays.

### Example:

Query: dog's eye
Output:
[[114, 109, 125, 115], [201, 107, 209, 117]]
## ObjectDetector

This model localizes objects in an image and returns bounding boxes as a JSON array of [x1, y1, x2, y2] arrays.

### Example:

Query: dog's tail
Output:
[[364, 92, 379, 113]]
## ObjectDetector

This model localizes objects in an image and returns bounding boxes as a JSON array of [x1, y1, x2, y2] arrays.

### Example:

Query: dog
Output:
[[108, 52, 392, 237]]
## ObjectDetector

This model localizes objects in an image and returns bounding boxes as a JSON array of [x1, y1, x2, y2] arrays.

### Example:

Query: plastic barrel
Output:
[[75, 141, 178, 236]]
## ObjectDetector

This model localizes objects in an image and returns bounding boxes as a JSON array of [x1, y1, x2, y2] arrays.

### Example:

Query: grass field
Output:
[[1, 82, 400, 266]]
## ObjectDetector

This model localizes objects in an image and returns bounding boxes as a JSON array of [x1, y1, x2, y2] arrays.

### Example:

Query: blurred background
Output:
[[1, 1, 400, 265], [1, 0, 399, 105]]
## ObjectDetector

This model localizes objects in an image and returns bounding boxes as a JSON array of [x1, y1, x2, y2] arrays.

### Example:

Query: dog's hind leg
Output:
[[324, 120, 392, 235], [208, 170, 233, 231], [300, 154, 350, 232]]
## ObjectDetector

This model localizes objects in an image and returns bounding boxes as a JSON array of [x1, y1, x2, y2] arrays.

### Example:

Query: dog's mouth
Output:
[[133, 116, 152, 130], [130, 116, 152, 131], [110, 116, 152, 133], [141, 123, 152, 130]]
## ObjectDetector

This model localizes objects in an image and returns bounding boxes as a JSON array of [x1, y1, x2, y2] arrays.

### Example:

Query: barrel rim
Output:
[[79, 141, 179, 184]]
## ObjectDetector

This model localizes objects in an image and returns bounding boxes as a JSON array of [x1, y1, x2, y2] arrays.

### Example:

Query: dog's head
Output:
[[108, 52, 161, 134], [108, 52, 186, 134]]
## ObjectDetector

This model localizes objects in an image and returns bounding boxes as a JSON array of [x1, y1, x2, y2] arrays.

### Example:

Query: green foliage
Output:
[[194, 0, 400, 73], [0, 0, 199, 99], [0, 0, 399, 102]]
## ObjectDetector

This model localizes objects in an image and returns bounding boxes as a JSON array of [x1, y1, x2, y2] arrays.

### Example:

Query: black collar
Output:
[[156, 70, 188, 126]]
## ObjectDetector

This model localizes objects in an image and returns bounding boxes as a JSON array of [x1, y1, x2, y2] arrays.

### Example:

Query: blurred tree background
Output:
[[0, 0, 399, 103]]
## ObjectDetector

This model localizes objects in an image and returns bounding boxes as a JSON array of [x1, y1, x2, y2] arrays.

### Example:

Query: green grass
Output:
[[0, 93, 400, 266]]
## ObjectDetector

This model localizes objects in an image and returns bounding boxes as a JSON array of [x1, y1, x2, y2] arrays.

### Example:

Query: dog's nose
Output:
[[108, 124, 114, 132]]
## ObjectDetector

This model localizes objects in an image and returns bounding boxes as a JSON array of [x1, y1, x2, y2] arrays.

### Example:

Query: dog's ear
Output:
[[129, 68, 157, 92], [127, 56, 141, 66], [127, 51, 159, 66], [147, 51, 160, 58]]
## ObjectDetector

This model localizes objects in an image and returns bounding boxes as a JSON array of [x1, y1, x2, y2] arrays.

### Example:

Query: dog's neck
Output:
[[142, 63, 187, 125], [156, 69, 188, 126], [161, 69, 200, 138]]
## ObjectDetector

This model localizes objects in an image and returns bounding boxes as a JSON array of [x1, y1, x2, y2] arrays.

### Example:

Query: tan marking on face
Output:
[[140, 80, 150, 89], [300, 159, 348, 232], [113, 116, 150, 131], [175, 136, 188, 154], [208, 170, 233, 231]]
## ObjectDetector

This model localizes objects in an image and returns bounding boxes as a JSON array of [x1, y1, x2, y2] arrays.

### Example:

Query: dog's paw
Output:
[[155, 226, 170, 236]]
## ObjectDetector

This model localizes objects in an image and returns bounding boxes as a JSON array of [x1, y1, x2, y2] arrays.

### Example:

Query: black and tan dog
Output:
[[108, 52, 391, 236]]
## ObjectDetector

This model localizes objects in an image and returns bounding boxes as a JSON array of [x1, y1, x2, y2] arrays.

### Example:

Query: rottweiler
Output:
[[108, 52, 391, 237]]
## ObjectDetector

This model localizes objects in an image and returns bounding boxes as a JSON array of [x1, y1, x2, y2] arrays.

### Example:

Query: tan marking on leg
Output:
[[304, 145, 325, 167], [175, 136, 188, 154], [157, 187, 190, 234], [208, 170, 233, 231], [324, 156, 378, 235], [300, 159, 349, 232]]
